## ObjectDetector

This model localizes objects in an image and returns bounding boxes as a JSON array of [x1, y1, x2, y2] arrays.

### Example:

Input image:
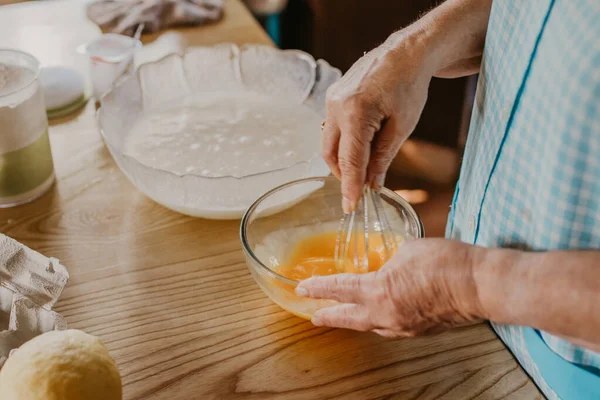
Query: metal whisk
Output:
[[334, 186, 397, 273]]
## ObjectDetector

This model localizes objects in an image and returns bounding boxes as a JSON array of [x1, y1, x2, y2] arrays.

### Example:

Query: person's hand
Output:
[[295, 239, 485, 337], [322, 32, 436, 213]]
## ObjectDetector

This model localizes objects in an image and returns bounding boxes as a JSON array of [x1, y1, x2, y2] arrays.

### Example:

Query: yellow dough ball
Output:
[[0, 329, 122, 400]]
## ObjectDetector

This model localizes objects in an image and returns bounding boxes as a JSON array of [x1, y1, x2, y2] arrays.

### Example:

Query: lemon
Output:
[[0, 329, 122, 400]]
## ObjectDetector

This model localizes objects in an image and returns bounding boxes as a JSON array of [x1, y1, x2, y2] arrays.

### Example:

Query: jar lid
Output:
[[40, 66, 87, 119]]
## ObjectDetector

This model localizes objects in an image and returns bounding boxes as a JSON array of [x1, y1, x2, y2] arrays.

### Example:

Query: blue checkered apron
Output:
[[446, 1, 600, 398]]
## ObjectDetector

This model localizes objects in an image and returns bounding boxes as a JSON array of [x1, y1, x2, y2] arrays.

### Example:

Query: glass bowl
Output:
[[240, 176, 425, 319], [97, 44, 341, 219]]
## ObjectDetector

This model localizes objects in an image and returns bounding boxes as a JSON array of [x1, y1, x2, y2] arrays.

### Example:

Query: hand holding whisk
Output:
[[334, 185, 398, 273]]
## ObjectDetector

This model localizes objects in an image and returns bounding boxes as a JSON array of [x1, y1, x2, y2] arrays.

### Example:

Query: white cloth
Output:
[[0, 235, 68, 369], [87, 0, 224, 37]]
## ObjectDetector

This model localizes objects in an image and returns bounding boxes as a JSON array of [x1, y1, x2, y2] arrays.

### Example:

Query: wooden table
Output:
[[0, 1, 541, 398]]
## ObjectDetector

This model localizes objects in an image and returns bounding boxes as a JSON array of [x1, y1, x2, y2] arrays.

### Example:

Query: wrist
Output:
[[448, 244, 488, 321], [471, 247, 527, 322], [434, 242, 490, 322], [382, 26, 440, 80]]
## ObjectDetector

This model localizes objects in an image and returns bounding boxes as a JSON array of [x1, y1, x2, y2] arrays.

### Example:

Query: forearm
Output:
[[474, 248, 600, 351], [383, 0, 492, 78]]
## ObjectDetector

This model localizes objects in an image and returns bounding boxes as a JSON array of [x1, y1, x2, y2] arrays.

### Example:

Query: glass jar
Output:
[[0, 49, 54, 207]]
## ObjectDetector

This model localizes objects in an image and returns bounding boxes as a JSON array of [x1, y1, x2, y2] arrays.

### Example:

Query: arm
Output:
[[296, 239, 600, 353], [475, 249, 600, 352], [385, 0, 492, 78], [322, 0, 493, 212]]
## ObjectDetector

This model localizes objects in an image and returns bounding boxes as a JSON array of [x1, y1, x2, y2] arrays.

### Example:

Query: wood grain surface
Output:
[[0, 1, 542, 398]]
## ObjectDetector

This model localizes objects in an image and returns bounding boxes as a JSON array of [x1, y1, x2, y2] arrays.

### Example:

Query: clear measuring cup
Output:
[[0, 49, 55, 207], [80, 33, 142, 100]]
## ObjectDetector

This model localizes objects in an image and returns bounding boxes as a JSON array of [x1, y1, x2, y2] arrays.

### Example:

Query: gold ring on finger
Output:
[[321, 120, 326, 131]]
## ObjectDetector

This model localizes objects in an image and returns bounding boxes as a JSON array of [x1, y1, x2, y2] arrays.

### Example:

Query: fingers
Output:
[[366, 117, 404, 189], [296, 273, 375, 304], [325, 68, 387, 211], [321, 119, 341, 180], [312, 303, 374, 331], [338, 123, 376, 213], [372, 328, 398, 338], [372, 328, 420, 338]]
